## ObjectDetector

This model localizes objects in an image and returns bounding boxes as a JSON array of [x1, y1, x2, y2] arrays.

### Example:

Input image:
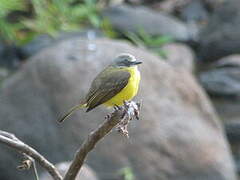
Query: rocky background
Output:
[[0, 0, 240, 180]]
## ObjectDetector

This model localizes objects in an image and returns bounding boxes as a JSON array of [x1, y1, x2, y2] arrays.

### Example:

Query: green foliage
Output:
[[24, 0, 102, 35], [101, 18, 118, 38], [118, 167, 135, 180], [125, 29, 174, 59], [0, 0, 26, 42], [0, 0, 25, 15], [0, 0, 103, 44], [0, 0, 173, 57]]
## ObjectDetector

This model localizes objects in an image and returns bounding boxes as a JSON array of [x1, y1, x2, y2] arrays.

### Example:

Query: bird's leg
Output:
[[121, 100, 129, 119], [105, 104, 122, 120], [113, 104, 121, 110], [135, 102, 141, 120], [104, 114, 111, 120]]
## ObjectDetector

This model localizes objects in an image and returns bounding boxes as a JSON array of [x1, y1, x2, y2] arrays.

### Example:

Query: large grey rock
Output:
[[0, 38, 236, 180], [103, 5, 198, 41], [198, 0, 240, 62], [40, 162, 98, 180], [161, 43, 195, 72]]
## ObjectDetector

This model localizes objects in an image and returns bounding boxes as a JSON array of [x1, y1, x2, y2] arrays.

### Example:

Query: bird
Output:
[[58, 53, 142, 123]]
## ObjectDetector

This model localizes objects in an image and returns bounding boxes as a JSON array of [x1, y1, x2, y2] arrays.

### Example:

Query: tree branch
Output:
[[0, 130, 62, 180], [63, 101, 140, 180], [0, 101, 140, 180]]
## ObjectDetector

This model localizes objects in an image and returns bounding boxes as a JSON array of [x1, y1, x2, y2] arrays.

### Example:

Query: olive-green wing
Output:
[[85, 68, 130, 112]]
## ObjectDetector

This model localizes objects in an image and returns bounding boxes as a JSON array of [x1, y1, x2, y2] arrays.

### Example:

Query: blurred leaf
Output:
[[152, 35, 173, 46], [0, 0, 26, 17], [156, 48, 168, 59], [0, 19, 16, 41], [101, 18, 117, 38], [17, 31, 37, 45], [138, 28, 152, 45], [124, 29, 174, 59], [125, 31, 144, 47], [84, 0, 96, 7], [89, 14, 101, 27], [0, 0, 105, 43], [71, 6, 89, 18], [118, 167, 135, 180], [138, 28, 173, 47]]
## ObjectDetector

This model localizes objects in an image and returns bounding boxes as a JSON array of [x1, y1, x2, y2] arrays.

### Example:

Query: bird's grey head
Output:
[[111, 53, 142, 67]]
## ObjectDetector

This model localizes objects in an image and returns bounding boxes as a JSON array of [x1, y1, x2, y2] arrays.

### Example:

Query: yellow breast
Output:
[[104, 66, 141, 106]]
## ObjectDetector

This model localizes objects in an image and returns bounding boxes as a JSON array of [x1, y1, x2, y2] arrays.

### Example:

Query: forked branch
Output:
[[63, 101, 140, 180], [0, 101, 140, 180]]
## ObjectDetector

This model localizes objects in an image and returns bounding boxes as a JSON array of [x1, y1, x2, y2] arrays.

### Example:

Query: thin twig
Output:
[[0, 130, 62, 180], [32, 159, 40, 180], [63, 101, 140, 180], [17, 154, 40, 180]]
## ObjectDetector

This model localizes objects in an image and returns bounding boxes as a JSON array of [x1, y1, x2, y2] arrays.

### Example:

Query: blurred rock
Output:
[[199, 55, 240, 97], [204, 0, 226, 10], [20, 34, 54, 59], [225, 120, 240, 174], [179, 0, 209, 23], [125, 0, 224, 12], [125, 0, 162, 5], [0, 38, 236, 180], [40, 162, 98, 180], [199, 55, 240, 171], [161, 43, 195, 72], [198, 0, 240, 62], [103, 5, 199, 41], [0, 67, 9, 81], [151, 0, 190, 13], [0, 42, 23, 69], [21, 30, 103, 58], [225, 120, 240, 144], [153, 0, 224, 14]]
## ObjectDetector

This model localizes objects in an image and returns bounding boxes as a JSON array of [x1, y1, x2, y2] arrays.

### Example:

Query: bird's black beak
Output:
[[132, 61, 142, 65]]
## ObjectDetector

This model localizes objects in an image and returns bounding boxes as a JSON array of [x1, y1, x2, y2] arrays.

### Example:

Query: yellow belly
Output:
[[104, 66, 141, 106]]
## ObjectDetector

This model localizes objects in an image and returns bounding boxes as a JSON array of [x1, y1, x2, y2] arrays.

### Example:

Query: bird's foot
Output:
[[114, 104, 121, 110], [105, 114, 111, 120], [105, 104, 123, 120], [116, 100, 141, 137]]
